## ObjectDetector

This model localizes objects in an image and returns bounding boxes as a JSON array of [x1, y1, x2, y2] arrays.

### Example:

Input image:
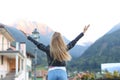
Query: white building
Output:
[[0, 24, 35, 80], [101, 63, 120, 73]]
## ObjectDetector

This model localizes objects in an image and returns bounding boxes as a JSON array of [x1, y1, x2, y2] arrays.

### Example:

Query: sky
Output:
[[0, 0, 120, 45]]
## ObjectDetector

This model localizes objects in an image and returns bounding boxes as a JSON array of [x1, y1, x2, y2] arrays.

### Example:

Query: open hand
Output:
[[83, 24, 90, 33]]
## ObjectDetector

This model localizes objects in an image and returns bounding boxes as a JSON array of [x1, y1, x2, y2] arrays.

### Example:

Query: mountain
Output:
[[11, 20, 90, 57], [107, 23, 120, 34], [68, 23, 120, 72]]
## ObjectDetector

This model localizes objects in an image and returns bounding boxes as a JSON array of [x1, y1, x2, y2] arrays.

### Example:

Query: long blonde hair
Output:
[[50, 32, 71, 62]]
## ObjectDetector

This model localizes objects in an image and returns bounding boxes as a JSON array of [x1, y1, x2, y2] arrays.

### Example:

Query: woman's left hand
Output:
[[83, 24, 90, 33]]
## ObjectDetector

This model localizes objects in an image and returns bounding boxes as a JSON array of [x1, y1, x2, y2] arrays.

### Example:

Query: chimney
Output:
[[16, 42, 20, 50], [20, 42, 26, 57]]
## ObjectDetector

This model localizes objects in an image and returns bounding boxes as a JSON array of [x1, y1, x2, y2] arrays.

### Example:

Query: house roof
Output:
[[0, 23, 35, 58]]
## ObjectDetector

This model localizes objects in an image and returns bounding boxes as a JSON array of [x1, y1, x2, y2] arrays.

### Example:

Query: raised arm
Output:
[[67, 24, 90, 50], [27, 36, 48, 52]]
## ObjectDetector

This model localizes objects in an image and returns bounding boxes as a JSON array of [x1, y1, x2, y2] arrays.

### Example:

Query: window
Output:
[[21, 59, 24, 70], [1, 55, 4, 65], [2, 36, 4, 50], [7, 40, 10, 49]]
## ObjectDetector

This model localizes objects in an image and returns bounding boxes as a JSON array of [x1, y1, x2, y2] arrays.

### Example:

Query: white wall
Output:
[[0, 33, 10, 79], [0, 34, 10, 51], [0, 56, 9, 78]]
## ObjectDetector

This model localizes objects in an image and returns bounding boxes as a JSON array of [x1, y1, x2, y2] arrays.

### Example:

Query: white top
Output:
[[48, 67, 66, 72]]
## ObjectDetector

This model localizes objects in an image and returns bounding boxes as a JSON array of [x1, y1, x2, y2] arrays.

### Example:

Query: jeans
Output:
[[48, 69, 68, 80]]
